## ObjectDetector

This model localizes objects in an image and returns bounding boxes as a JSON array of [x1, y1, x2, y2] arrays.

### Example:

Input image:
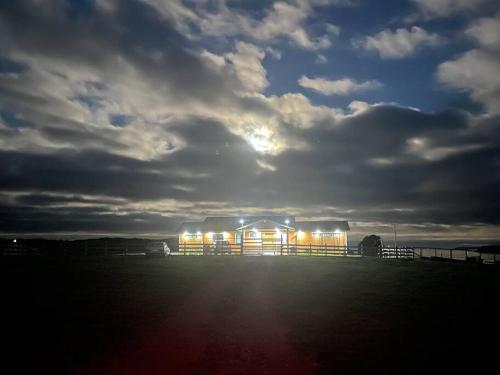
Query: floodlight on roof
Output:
[[239, 219, 244, 224], [285, 219, 290, 224]]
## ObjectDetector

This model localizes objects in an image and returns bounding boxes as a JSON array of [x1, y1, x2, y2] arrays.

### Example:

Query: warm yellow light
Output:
[[223, 231, 229, 239], [207, 232, 213, 237], [196, 231, 202, 236], [183, 231, 189, 238], [297, 230, 304, 239]]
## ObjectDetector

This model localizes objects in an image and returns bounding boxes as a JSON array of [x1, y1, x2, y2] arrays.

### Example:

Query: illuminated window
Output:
[[213, 233, 224, 242], [246, 230, 260, 239], [314, 232, 340, 238], [184, 233, 202, 240]]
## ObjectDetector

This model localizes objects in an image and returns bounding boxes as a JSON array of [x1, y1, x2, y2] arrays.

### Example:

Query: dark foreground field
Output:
[[2, 256, 499, 374]]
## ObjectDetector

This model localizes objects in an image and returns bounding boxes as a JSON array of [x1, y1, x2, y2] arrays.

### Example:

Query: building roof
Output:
[[204, 216, 295, 231], [295, 220, 350, 232], [177, 221, 205, 233], [177, 216, 349, 232]]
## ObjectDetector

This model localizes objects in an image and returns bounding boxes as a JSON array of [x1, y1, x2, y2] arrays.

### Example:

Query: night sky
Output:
[[1, 0, 499, 243]]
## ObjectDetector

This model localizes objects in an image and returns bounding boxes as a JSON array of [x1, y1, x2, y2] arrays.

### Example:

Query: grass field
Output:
[[2, 256, 499, 374]]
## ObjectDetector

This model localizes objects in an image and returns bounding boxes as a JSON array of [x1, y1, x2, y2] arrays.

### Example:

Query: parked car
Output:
[[211, 240, 232, 255], [145, 241, 170, 257]]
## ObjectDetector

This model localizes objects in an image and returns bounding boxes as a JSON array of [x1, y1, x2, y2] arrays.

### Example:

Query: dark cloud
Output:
[[2, 109, 500, 235]]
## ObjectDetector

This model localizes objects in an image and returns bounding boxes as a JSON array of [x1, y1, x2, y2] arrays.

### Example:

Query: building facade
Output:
[[178, 216, 349, 255]]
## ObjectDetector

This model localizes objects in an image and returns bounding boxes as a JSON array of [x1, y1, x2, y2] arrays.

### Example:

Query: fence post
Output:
[[450, 248, 453, 260], [309, 244, 312, 256], [183, 242, 186, 256], [240, 232, 244, 255]]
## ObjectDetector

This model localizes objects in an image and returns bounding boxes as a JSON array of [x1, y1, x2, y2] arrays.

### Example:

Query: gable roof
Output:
[[177, 216, 295, 232], [204, 216, 295, 231], [237, 218, 294, 230]]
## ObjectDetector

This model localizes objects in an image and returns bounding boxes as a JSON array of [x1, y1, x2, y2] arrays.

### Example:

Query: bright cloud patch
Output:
[[411, 0, 493, 17], [298, 75, 382, 95], [354, 26, 444, 58], [437, 13, 500, 114]]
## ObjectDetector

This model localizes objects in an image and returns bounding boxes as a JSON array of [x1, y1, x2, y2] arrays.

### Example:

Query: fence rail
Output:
[[1, 240, 498, 264]]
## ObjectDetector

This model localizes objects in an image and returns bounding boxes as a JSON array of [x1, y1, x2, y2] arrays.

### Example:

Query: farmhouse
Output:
[[178, 216, 349, 255]]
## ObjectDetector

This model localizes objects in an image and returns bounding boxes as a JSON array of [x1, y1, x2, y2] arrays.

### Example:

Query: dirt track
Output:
[[82, 261, 317, 374]]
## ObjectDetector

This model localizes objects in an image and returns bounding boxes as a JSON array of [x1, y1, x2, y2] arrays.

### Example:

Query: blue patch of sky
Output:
[[109, 114, 134, 127], [165, 142, 176, 151], [0, 110, 30, 129], [72, 95, 103, 111], [0, 56, 29, 74], [263, 0, 477, 113]]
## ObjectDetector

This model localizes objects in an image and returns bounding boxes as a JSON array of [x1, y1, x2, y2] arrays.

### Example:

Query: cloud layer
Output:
[[0, 0, 499, 242]]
